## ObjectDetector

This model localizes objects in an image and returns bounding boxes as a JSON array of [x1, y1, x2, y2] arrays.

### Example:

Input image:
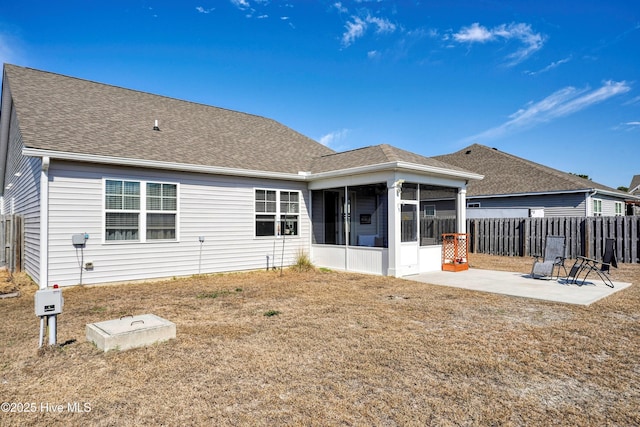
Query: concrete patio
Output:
[[407, 268, 633, 306]]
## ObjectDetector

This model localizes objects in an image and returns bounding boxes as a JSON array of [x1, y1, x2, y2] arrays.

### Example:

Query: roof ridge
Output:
[[316, 145, 381, 159]]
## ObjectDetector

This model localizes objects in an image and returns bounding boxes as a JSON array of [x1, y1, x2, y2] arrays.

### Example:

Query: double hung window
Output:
[[105, 179, 178, 242], [614, 202, 623, 216], [255, 189, 300, 237], [593, 199, 602, 217]]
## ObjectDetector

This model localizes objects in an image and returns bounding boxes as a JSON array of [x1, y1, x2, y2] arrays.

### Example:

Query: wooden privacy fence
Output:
[[466, 216, 640, 263], [1, 214, 23, 272]]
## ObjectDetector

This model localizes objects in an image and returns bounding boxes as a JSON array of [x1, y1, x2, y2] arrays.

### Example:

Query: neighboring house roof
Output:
[[630, 175, 640, 195], [433, 143, 630, 199], [3, 64, 335, 175]]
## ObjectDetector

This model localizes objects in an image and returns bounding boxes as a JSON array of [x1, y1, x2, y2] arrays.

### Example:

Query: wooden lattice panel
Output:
[[442, 233, 469, 272]]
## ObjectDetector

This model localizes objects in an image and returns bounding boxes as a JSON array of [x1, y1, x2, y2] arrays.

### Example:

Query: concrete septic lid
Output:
[[93, 314, 169, 335], [86, 314, 176, 352]]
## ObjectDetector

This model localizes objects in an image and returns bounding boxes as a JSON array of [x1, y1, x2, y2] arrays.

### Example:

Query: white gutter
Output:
[[22, 148, 485, 183], [306, 161, 484, 182], [22, 148, 306, 182], [469, 187, 640, 200]]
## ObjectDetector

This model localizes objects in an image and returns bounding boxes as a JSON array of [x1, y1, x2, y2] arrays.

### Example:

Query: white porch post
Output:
[[456, 187, 467, 233], [344, 185, 349, 271], [387, 178, 401, 277]]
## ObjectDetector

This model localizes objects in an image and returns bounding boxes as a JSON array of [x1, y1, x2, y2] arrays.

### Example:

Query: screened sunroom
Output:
[[308, 177, 478, 276]]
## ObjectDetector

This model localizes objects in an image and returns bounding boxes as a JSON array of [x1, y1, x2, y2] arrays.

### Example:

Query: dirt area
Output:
[[1, 255, 639, 426]]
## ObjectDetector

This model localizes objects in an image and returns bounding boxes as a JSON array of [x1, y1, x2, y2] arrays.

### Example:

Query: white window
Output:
[[615, 201, 624, 216], [146, 183, 177, 240], [467, 202, 481, 208], [255, 189, 300, 237], [423, 204, 436, 217], [593, 199, 602, 217], [105, 180, 140, 241], [105, 179, 178, 242]]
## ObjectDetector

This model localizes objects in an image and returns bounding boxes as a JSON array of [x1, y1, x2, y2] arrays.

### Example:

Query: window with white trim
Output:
[[146, 183, 177, 240], [105, 179, 177, 242], [614, 201, 624, 216], [467, 202, 481, 208], [593, 199, 602, 217], [423, 204, 436, 217], [255, 189, 299, 237]]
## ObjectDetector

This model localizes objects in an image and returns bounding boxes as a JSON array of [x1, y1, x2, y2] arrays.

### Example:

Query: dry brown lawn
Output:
[[1, 254, 639, 426]]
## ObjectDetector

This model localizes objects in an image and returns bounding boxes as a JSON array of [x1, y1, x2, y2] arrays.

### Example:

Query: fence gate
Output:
[[1, 214, 23, 272]]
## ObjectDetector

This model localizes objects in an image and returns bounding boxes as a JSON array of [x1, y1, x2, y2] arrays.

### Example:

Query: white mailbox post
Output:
[[35, 285, 63, 347]]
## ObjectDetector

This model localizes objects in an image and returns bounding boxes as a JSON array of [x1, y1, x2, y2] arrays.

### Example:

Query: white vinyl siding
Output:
[[466, 193, 587, 217], [1, 106, 42, 283], [596, 194, 627, 217], [45, 161, 309, 286]]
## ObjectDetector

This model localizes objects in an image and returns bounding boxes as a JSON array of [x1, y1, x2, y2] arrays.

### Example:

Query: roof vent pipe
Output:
[[153, 120, 160, 131]]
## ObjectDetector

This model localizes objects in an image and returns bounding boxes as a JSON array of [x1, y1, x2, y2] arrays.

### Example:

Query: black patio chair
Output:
[[566, 238, 618, 288], [531, 235, 567, 280]]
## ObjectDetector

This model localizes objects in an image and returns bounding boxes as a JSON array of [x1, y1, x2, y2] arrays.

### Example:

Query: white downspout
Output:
[[586, 190, 597, 216], [308, 189, 313, 262], [39, 156, 50, 289]]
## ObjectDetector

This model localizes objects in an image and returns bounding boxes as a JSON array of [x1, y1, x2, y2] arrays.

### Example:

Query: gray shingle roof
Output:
[[4, 64, 335, 174], [310, 144, 473, 174], [433, 143, 625, 197], [630, 175, 640, 195]]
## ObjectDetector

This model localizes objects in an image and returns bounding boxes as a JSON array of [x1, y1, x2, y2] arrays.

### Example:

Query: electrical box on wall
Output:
[[72, 233, 89, 247], [35, 288, 64, 317]]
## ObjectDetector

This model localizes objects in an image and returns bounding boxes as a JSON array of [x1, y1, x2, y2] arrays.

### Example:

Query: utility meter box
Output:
[[35, 288, 64, 316]]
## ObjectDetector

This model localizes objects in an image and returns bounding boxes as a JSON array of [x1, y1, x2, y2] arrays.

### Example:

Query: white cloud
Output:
[[230, 0, 250, 10], [452, 22, 545, 66], [195, 6, 214, 14], [462, 81, 631, 142], [342, 17, 367, 47], [341, 14, 396, 47], [333, 2, 348, 14], [623, 95, 640, 106], [319, 129, 350, 147], [526, 56, 571, 76], [614, 121, 640, 131], [368, 16, 396, 34], [453, 22, 493, 43]]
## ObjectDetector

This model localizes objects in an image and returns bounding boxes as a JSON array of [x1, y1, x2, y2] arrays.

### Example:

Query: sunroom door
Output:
[[400, 201, 419, 275]]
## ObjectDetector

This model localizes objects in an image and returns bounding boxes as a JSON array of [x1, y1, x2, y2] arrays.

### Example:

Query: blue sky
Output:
[[1, 1, 638, 189]]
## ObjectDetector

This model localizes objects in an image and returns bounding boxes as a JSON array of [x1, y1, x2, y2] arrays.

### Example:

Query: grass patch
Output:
[[263, 309, 281, 317]]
